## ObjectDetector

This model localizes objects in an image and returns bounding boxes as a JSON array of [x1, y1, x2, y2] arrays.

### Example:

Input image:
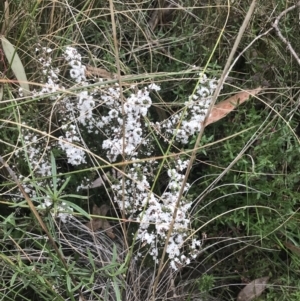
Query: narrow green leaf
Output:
[[71, 281, 83, 293], [87, 248, 95, 270], [66, 274, 72, 292], [62, 200, 91, 220], [3, 213, 16, 226], [63, 194, 88, 200], [113, 278, 122, 301], [36, 274, 45, 284], [0, 36, 30, 95], [10, 272, 18, 287], [89, 271, 94, 284], [50, 152, 57, 193], [112, 244, 117, 263], [57, 176, 71, 195]]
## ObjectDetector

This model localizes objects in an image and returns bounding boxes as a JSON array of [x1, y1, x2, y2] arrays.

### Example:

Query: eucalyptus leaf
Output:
[[237, 277, 269, 301]]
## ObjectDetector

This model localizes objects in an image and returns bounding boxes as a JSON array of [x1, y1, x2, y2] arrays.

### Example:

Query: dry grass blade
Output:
[[1, 1, 9, 35], [237, 276, 269, 301], [204, 87, 262, 127]]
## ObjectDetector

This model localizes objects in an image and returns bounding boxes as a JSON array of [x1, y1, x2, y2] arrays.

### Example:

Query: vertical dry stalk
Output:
[[151, 0, 257, 299], [108, 0, 129, 247]]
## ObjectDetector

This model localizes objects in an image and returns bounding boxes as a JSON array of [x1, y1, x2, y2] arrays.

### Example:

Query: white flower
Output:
[[148, 83, 161, 91], [197, 86, 210, 97], [198, 73, 207, 84], [70, 68, 81, 79]]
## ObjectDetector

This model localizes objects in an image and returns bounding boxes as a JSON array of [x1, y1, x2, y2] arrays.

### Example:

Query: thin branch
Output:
[[108, 0, 129, 246], [272, 1, 300, 66]]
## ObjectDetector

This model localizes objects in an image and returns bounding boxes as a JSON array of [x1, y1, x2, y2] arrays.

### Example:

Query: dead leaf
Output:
[[284, 241, 300, 256], [84, 170, 123, 189], [148, 2, 176, 31], [204, 87, 262, 127], [148, 8, 160, 31], [89, 175, 107, 189], [85, 65, 116, 79], [86, 204, 115, 239], [237, 276, 269, 301]]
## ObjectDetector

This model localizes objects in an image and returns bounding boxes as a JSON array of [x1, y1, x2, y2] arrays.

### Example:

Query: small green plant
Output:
[[32, 152, 90, 221], [196, 274, 215, 293]]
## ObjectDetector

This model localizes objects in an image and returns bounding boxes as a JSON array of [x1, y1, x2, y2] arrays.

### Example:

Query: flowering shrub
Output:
[[156, 73, 217, 144], [13, 45, 218, 270]]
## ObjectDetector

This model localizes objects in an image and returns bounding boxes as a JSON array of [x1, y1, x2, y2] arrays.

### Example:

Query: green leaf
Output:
[[57, 176, 71, 196], [0, 35, 30, 95], [10, 272, 18, 286], [63, 194, 88, 200], [61, 200, 91, 220], [66, 274, 72, 292], [87, 248, 95, 270], [71, 281, 83, 293], [113, 278, 122, 301], [89, 272, 94, 284], [3, 213, 16, 226], [36, 274, 45, 284], [50, 152, 57, 193]]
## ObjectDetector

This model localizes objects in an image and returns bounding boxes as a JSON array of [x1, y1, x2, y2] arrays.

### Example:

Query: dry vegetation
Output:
[[1, 1, 300, 300]]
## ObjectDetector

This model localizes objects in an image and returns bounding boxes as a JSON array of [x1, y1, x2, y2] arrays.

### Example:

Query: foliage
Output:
[[0, 0, 300, 301]]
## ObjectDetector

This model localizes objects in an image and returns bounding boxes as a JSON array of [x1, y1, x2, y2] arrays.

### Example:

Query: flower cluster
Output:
[[63, 46, 86, 83], [111, 162, 154, 214], [135, 159, 200, 268], [99, 85, 157, 162], [14, 127, 52, 178], [33, 46, 61, 99], [110, 156, 200, 269], [38, 197, 74, 224], [13, 126, 73, 223], [55, 48, 92, 165], [155, 74, 218, 144], [58, 123, 87, 166], [12, 45, 219, 269]]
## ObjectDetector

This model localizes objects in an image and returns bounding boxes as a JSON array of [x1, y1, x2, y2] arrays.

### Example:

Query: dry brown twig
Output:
[[272, 1, 300, 67], [226, 1, 300, 81]]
